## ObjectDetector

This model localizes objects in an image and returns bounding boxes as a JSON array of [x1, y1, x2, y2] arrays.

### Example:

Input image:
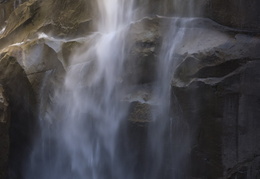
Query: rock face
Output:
[[205, 0, 260, 31], [126, 15, 260, 178], [0, 0, 260, 179], [0, 85, 9, 179], [173, 59, 260, 178], [0, 54, 37, 179], [143, 0, 260, 30], [0, 0, 27, 28], [0, 1, 91, 178], [171, 24, 260, 178]]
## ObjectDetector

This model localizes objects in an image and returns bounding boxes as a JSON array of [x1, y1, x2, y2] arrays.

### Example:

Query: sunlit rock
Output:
[[0, 0, 92, 50], [0, 0, 28, 29]]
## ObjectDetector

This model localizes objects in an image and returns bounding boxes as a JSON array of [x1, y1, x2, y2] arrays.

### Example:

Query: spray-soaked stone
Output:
[[172, 31, 260, 178], [0, 54, 37, 179], [0, 85, 9, 179]]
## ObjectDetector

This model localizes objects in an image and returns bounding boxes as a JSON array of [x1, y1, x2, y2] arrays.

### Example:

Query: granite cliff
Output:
[[0, 0, 260, 179]]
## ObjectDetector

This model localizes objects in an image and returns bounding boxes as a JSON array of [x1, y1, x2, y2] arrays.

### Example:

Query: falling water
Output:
[[26, 0, 201, 179], [27, 0, 134, 179], [142, 0, 203, 178]]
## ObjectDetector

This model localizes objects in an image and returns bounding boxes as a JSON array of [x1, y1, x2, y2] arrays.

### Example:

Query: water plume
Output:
[[25, 0, 203, 179]]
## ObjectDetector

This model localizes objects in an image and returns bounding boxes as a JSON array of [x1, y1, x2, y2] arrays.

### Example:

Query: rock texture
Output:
[[0, 85, 9, 179], [0, 0, 27, 28], [0, 0, 260, 179], [0, 1, 91, 177], [0, 54, 37, 179], [205, 0, 260, 31], [171, 22, 260, 178]]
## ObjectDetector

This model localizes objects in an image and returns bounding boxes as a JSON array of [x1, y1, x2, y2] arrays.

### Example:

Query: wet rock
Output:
[[61, 41, 84, 66], [0, 54, 37, 179], [13, 40, 61, 74], [0, 0, 28, 29], [125, 17, 161, 84], [205, 0, 260, 31], [1, 0, 39, 38], [173, 32, 260, 87], [0, 85, 9, 123], [124, 83, 154, 124], [135, 0, 207, 18], [0, 36, 87, 97], [39, 0, 92, 38], [139, 0, 260, 31], [128, 101, 152, 124], [0, 85, 9, 179], [0, 0, 92, 50], [0, 1, 260, 179], [172, 30, 260, 178]]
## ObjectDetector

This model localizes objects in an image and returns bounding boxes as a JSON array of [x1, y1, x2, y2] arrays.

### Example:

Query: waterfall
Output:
[[27, 0, 134, 179], [144, 1, 202, 178], [25, 0, 200, 179], [146, 18, 190, 179]]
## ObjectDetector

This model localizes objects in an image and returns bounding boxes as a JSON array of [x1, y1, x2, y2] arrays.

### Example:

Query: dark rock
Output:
[[172, 43, 260, 178], [117, 108, 149, 179], [125, 17, 161, 84], [0, 54, 37, 179], [0, 85, 9, 179], [205, 0, 260, 31], [1, 1, 260, 179], [128, 101, 152, 124], [137, 0, 260, 31]]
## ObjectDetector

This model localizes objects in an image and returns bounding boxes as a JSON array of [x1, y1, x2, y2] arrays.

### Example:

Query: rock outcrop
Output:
[[205, 0, 260, 31], [0, 0, 27, 29], [0, 54, 37, 179], [170, 20, 260, 178], [125, 15, 260, 178], [0, 85, 9, 179], [0, 0, 260, 179]]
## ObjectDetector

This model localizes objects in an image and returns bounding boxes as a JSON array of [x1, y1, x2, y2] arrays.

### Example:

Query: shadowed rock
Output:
[[0, 54, 37, 179], [0, 85, 9, 179], [172, 31, 260, 178]]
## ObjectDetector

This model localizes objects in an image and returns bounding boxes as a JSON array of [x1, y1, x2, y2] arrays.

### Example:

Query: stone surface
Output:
[[0, 1, 260, 179], [172, 30, 260, 178], [126, 17, 161, 84], [0, 54, 37, 179], [0, 0, 28, 29], [140, 0, 260, 30], [0, 85, 9, 179], [205, 0, 260, 31], [0, 0, 91, 50]]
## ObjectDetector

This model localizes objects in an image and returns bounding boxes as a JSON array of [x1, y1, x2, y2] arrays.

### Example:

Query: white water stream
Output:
[[26, 0, 199, 179]]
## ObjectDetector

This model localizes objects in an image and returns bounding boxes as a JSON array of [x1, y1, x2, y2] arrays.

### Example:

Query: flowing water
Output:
[[26, 0, 199, 179]]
